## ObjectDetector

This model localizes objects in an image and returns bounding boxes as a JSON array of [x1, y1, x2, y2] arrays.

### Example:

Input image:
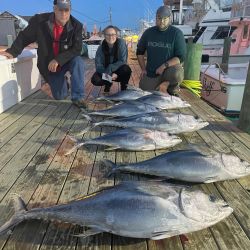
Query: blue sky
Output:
[[0, 0, 163, 32]]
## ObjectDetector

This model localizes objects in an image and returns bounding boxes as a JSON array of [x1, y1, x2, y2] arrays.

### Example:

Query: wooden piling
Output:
[[220, 37, 232, 74], [238, 61, 250, 133]]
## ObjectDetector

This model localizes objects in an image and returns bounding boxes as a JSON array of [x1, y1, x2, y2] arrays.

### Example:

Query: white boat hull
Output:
[[0, 49, 41, 113], [200, 63, 248, 114]]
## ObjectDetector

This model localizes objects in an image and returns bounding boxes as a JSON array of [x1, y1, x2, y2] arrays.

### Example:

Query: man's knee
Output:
[[69, 56, 84, 67], [164, 64, 184, 83]]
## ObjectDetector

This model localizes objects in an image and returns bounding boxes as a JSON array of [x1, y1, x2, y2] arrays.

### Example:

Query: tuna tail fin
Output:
[[99, 159, 118, 177], [74, 113, 95, 136], [64, 136, 85, 155], [0, 194, 27, 236]]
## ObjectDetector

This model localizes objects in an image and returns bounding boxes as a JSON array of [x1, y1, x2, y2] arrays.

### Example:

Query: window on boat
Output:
[[243, 25, 249, 39], [211, 26, 237, 40], [193, 26, 206, 43]]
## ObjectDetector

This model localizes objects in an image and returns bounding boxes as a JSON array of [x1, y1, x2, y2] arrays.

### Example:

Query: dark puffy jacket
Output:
[[7, 12, 83, 82]]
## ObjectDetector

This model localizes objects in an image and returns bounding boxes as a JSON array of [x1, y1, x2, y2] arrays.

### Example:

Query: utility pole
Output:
[[109, 7, 112, 25]]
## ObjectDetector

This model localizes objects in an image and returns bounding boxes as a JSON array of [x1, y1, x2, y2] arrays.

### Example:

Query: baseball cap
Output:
[[156, 6, 171, 18], [54, 0, 71, 9]]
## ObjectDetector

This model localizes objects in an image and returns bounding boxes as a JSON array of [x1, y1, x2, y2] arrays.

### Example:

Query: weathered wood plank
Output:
[[0, 105, 80, 249], [178, 107, 250, 248], [0, 103, 53, 149], [0, 102, 71, 200], [77, 84, 114, 250]]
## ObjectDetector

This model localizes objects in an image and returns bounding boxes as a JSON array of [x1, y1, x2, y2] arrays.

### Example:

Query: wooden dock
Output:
[[0, 56, 249, 250]]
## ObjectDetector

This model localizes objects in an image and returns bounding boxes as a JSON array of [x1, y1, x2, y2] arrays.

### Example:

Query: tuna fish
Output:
[[80, 112, 209, 135], [65, 128, 182, 155], [0, 181, 233, 239], [137, 91, 191, 109], [85, 100, 159, 117], [95, 85, 151, 102], [101, 150, 250, 183]]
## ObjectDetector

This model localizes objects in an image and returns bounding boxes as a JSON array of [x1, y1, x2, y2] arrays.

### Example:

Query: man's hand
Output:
[[0, 51, 13, 59], [156, 64, 166, 75], [140, 69, 147, 80], [112, 73, 118, 81], [48, 59, 59, 72]]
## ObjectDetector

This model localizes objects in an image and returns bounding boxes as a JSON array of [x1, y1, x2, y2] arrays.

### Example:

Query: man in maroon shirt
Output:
[[0, 0, 87, 109]]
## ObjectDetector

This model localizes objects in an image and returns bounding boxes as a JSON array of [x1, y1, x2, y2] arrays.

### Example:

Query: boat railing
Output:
[[201, 62, 226, 89]]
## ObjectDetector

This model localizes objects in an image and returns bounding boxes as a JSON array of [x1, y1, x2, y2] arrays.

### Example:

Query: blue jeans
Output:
[[48, 56, 84, 100]]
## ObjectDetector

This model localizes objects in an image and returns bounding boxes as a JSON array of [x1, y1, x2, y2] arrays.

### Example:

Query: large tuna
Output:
[[80, 112, 209, 135], [85, 100, 159, 117], [0, 181, 233, 240], [65, 128, 182, 155], [101, 150, 250, 183], [137, 91, 191, 109], [95, 86, 151, 102]]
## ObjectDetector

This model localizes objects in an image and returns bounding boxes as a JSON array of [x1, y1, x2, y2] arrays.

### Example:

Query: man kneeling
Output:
[[137, 6, 186, 96]]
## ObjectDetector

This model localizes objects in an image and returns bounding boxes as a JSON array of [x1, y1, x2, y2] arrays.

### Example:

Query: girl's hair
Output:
[[103, 25, 119, 35]]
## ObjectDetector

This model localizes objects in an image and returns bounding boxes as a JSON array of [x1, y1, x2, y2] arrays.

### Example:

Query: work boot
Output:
[[72, 99, 88, 109], [167, 84, 179, 97]]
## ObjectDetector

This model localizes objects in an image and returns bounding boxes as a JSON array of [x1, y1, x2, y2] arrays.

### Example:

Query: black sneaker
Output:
[[72, 99, 88, 109], [121, 84, 127, 91], [104, 84, 111, 93]]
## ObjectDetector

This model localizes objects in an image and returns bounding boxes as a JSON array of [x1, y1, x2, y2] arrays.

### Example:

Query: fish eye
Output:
[[209, 195, 217, 202], [240, 159, 244, 163], [194, 115, 199, 120]]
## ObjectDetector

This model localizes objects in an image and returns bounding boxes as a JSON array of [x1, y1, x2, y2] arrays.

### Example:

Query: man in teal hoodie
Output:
[[137, 6, 186, 96]]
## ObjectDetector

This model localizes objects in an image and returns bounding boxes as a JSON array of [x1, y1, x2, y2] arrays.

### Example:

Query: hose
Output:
[[181, 80, 202, 97]]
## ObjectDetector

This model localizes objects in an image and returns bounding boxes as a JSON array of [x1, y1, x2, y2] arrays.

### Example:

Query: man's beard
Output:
[[158, 24, 170, 31]]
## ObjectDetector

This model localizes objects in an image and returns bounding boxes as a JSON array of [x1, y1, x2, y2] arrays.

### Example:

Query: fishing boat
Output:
[[200, 62, 248, 115], [194, 0, 250, 63]]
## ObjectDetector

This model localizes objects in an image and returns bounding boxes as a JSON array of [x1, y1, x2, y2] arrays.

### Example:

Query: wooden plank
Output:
[[77, 84, 114, 250], [0, 104, 57, 170], [0, 102, 71, 200], [2, 107, 81, 249], [0, 90, 42, 122], [0, 102, 52, 149], [178, 107, 250, 248], [203, 184, 250, 250], [180, 90, 250, 149]]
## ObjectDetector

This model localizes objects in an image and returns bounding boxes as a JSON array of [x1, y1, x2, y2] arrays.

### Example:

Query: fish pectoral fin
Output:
[[150, 230, 180, 240], [73, 228, 103, 238], [105, 146, 120, 151], [204, 176, 219, 183]]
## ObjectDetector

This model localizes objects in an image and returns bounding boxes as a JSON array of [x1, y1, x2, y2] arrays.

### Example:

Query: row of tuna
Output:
[[0, 86, 247, 241]]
